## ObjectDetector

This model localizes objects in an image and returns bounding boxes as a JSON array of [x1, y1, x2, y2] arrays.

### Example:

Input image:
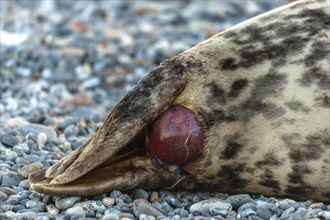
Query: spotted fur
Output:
[[30, 0, 329, 202]]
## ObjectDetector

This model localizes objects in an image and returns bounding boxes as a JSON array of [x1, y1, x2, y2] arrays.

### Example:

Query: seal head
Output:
[[29, 0, 330, 202]]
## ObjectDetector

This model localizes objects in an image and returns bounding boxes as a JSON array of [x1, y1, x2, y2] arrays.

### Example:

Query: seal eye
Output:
[[146, 106, 204, 166]]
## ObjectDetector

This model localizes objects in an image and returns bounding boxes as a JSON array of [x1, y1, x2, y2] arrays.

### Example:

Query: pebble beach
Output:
[[1, 1, 329, 220]]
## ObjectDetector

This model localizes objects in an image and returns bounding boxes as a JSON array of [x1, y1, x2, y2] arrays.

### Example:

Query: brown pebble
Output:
[[132, 198, 149, 205], [18, 162, 44, 178], [309, 202, 324, 209], [149, 191, 159, 203], [102, 197, 115, 207], [0, 187, 17, 195], [117, 213, 135, 219]]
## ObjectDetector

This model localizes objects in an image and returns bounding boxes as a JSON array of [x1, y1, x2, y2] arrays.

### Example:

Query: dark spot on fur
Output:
[[259, 169, 281, 191], [315, 95, 330, 108], [299, 67, 329, 90], [305, 40, 329, 67], [198, 108, 235, 128], [221, 135, 244, 159], [208, 82, 227, 104], [229, 79, 248, 98], [217, 164, 249, 189], [221, 57, 239, 70], [255, 152, 282, 168], [282, 132, 327, 163], [285, 165, 315, 195], [286, 100, 311, 112], [251, 72, 286, 101]]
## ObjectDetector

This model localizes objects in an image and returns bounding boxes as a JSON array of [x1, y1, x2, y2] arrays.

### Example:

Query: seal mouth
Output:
[[29, 130, 183, 196]]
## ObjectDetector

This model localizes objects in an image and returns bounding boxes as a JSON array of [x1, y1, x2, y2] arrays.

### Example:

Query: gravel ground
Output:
[[1, 1, 329, 220]]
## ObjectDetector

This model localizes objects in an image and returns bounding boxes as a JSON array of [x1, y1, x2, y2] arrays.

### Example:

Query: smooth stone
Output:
[[117, 213, 135, 219], [55, 196, 81, 209], [1, 171, 23, 187], [317, 210, 330, 219], [13, 143, 30, 154], [102, 197, 115, 207], [0, 187, 17, 195], [225, 194, 252, 209], [19, 124, 57, 138], [104, 207, 122, 215], [110, 190, 123, 198], [102, 213, 119, 220], [74, 200, 106, 213], [65, 206, 85, 218], [237, 208, 257, 219], [138, 213, 156, 220], [18, 179, 31, 189], [256, 206, 272, 219], [0, 132, 24, 147], [189, 199, 232, 213], [7, 151, 18, 162], [15, 211, 38, 220], [237, 202, 257, 213], [37, 132, 48, 147], [131, 189, 149, 200], [134, 202, 164, 218], [149, 191, 159, 203], [64, 125, 79, 138], [18, 162, 44, 178], [25, 200, 46, 210], [0, 191, 8, 201], [5, 117, 29, 127]]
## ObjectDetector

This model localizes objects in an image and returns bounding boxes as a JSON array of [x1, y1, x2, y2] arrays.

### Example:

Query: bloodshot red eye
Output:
[[146, 106, 204, 166]]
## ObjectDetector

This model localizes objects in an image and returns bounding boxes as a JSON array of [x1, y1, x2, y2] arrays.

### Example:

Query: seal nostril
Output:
[[146, 106, 205, 166]]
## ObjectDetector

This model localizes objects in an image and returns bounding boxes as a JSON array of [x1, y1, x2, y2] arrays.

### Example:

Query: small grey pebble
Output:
[[55, 196, 81, 209], [131, 189, 149, 200], [256, 206, 272, 219], [226, 194, 252, 209], [1, 171, 23, 187], [104, 207, 121, 215], [237, 202, 257, 213], [65, 206, 86, 218], [139, 213, 156, 220], [18, 179, 31, 189], [134, 202, 164, 218], [110, 190, 123, 198], [64, 125, 79, 137], [0, 191, 8, 201], [102, 213, 119, 220]]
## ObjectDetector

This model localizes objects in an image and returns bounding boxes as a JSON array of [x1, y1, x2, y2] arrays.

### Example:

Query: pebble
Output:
[[131, 189, 149, 200], [102, 197, 115, 207], [149, 191, 160, 203], [102, 213, 119, 220], [37, 132, 48, 147], [189, 198, 232, 213], [134, 201, 164, 218], [18, 162, 44, 178], [19, 124, 57, 139], [225, 194, 252, 209], [55, 196, 81, 209], [1, 171, 23, 187], [65, 206, 86, 218]]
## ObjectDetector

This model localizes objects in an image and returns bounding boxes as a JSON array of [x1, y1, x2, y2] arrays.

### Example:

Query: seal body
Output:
[[30, 0, 330, 202]]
